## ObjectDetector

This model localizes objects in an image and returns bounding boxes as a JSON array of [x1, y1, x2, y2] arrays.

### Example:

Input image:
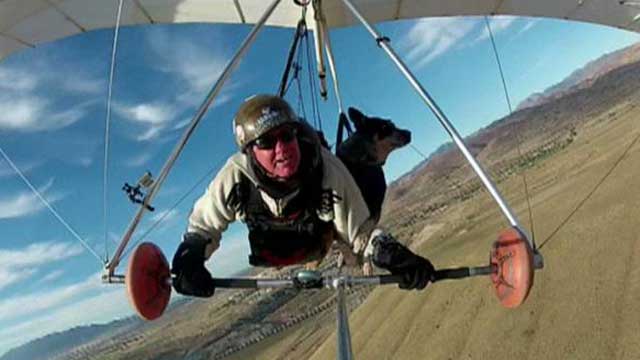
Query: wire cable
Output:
[[295, 32, 307, 119], [409, 144, 429, 160], [539, 128, 640, 249], [304, 26, 322, 131], [102, 0, 124, 264], [0, 146, 104, 264], [121, 161, 223, 260], [485, 16, 537, 246]]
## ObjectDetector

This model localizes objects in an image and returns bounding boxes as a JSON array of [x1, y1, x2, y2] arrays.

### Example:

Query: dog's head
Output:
[[347, 107, 411, 164]]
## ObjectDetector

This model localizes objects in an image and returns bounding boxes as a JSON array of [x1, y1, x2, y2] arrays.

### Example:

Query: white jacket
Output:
[[187, 147, 376, 260]]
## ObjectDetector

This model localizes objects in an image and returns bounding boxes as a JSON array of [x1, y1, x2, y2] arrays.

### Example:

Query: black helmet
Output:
[[233, 94, 299, 150]]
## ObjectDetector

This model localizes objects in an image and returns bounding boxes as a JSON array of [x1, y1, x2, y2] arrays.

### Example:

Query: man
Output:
[[171, 94, 434, 297]]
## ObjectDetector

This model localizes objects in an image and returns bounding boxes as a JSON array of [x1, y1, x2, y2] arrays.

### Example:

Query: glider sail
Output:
[[3, 0, 640, 63]]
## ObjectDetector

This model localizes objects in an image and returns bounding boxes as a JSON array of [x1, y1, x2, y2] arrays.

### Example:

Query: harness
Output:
[[228, 172, 335, 267]]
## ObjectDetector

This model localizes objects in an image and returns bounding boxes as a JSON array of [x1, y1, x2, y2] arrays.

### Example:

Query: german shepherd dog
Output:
[[337, 107, 412, 222]]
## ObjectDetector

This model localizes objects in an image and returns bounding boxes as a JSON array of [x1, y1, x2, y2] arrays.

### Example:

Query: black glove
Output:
[[372, 233, 435, 290], [171, 233, 216, 297]]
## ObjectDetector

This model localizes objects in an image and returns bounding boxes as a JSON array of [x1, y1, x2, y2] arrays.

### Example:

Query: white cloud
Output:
[[174, 45, 226, 97], [208, 226, 250, 277], [0, 57, 104, 96], [172, 118, 191, 130], [401, 17, 479, 69], [150, 209, 179, 224], [138, 209, 181, 237], [0, 241, 84, 291], [108, 232, 122, 245], [106, 28, 237, 145], [72, 154, 94, 167], [114, 101, 178, 141], [399, 17, 525, 70], [147, 28, 226, 97], [0, 268, 37, 291], [123, 151, 154, 168], [515, 19, 540, 38], [49, 105, 89, 129], [474, 16, 517, 43], [0, 67, 38, 91], [0, 97, 92, 132], [118, 102, 174, 126], [0, 159, 41, 178], [502, 18, 542, 49], [0, 96, 47, 130], [40, 269, 65, 283], [0, 274, 133, 355], [0, 178, 63, 219], [58, 73, 105, 94], [138, 126, 164, 141], [0, 271, 102, 323], [0, 241, 84, 269], [145, 27, 237, 108], [0, 57, 101, 133]]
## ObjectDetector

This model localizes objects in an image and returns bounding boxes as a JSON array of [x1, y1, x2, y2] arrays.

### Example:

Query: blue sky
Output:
[[0, 15, 638, 355]]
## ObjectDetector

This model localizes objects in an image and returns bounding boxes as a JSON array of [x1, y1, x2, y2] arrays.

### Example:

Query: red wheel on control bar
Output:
[[490, 228, 534, 308], [125, 242, 171, 320]]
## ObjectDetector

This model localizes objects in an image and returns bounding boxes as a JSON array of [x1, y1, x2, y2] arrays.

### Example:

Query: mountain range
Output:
[[515, 42, 640, 110]]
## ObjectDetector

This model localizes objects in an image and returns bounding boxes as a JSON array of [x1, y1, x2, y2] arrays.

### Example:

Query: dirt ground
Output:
[[230, 97, 640, 359]]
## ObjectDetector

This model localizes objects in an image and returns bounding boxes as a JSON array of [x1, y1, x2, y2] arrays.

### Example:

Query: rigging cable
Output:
[[538, 127, 640, 249], [278, 17, 306, 97], [102, 0, 124, 264], [0, 147, 104, 264], [387, 29, 426, 162], [284, 62, 300, 96], [409, 144, 429, 160], [121, 161, 223, 259], [294, 32, 308, 120], [485, 16, 537, 246], [304, 24, 322, 131]]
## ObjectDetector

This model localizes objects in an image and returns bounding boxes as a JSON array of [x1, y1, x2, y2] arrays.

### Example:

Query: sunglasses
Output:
[[253, 127, 297, 150]]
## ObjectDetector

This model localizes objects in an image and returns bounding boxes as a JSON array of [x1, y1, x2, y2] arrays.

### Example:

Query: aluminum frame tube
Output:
[[339, 0, 531, 247], [107, 0, 283, 276], [318, 8, 345, 113], [312, 0, 328, 98], [336, 284, 354, 360]]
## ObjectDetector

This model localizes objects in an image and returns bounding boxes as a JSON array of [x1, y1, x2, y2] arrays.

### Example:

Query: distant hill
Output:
[[383, 44, 640, 241], [0, 266, 256, 360], [516, 42, 640, 110], [0, 317, 142, 360], [392, 41, 640, 189]]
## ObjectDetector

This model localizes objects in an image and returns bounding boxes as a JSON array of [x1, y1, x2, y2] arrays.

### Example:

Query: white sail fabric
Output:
[[2, 0, 640, 62]]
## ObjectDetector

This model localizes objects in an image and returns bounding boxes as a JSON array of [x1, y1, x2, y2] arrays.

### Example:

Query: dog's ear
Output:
[[348, 107, 367, 131]]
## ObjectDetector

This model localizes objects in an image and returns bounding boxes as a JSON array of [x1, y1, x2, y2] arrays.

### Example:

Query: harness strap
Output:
[[278, 17, 307, 97], [234, 173, 332, 267], [335, 111, 353, 150]]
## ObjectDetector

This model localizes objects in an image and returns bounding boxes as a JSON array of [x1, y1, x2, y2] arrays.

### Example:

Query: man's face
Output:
[[251, 125, 301, 180]]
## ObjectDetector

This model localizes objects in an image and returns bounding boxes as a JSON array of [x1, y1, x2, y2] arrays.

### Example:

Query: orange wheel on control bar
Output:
[[125, 242, 171, 320], [490, 228, 534, 308]]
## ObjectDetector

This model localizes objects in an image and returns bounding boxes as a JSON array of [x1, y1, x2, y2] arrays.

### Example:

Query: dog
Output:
[[337, 107, 412, 223], [304, 108, 411, 271]]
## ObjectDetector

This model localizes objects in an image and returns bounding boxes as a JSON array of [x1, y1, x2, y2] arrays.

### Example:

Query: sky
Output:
[[0, 12, 639, 356]]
